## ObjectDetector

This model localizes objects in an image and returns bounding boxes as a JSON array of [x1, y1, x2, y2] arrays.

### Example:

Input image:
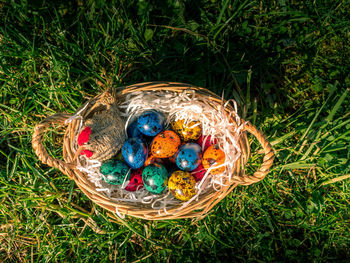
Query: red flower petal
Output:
[[81, 149, 93, 158], [77, 126, 91, 146]]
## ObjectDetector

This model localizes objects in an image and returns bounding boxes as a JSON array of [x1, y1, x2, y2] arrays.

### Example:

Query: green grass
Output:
[[1, 0, 349, 262]]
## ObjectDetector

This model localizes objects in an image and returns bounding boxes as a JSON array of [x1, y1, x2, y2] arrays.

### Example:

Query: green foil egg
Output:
[[100, 159, 130, 185], [142, 163, 168, 194]]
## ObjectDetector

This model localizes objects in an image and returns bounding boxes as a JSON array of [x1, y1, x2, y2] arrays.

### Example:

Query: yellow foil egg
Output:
[[168, 170, 197, 201], [202, 144, 226, 174], [171, 119, 202, 142]]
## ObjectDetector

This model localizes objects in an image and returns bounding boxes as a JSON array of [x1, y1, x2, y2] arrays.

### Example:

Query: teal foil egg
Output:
[[100, 160, 130, 185], [142, 163, 168, 194]]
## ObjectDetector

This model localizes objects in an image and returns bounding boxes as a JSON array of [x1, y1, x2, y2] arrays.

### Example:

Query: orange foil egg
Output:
[[168, 142, 185, 163], [202, 144, 226, 174], [168, 154, 176, 163], [171, 119, 202, 142], [151, 130, 181, 158], [144, 154, 156, 166], [144, 154, 163, 166]]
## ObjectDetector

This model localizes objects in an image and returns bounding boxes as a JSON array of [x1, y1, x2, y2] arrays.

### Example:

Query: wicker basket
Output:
[[32, 82, 274, 220]]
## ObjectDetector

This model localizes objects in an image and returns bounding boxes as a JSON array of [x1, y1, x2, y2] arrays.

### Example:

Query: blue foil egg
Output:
[[176, 143, 202, 171], [127, 119, 145, 139], [122, 138, 148, 169], [137, 110, 165, 136], [127, 119, 153, 145]]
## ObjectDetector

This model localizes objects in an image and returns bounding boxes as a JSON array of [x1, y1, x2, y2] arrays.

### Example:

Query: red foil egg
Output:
[[197, 135, 218, 151], [125, 168, 144, 191], [191, 163, 207, 182]]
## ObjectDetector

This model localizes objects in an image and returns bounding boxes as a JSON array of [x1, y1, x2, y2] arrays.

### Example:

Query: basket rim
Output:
[[32, 82, 274, 220]]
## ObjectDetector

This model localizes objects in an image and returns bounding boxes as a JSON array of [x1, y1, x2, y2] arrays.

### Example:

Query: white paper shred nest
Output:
[[70, 89, 244, 215]]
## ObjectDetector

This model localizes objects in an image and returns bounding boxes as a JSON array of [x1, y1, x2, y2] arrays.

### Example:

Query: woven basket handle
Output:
[[32, 113, 75, 179], [241, 122, 275, 185]]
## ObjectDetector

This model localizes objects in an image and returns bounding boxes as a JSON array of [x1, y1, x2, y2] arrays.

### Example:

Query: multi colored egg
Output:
[[137, 110, 165, 136], [142, 163, 168, 194], [125, 168, 144, 191], [122, 138, 148, 169], [175, 143, 202, 171], [151, 130, 181, 158], [191, 163, 207, 182], [197, 135, 218, 151], [100, 160, 130, 185], [168, 171, 197, 201], [171, 119, 202, 142], [202, 144, 226, 174]]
